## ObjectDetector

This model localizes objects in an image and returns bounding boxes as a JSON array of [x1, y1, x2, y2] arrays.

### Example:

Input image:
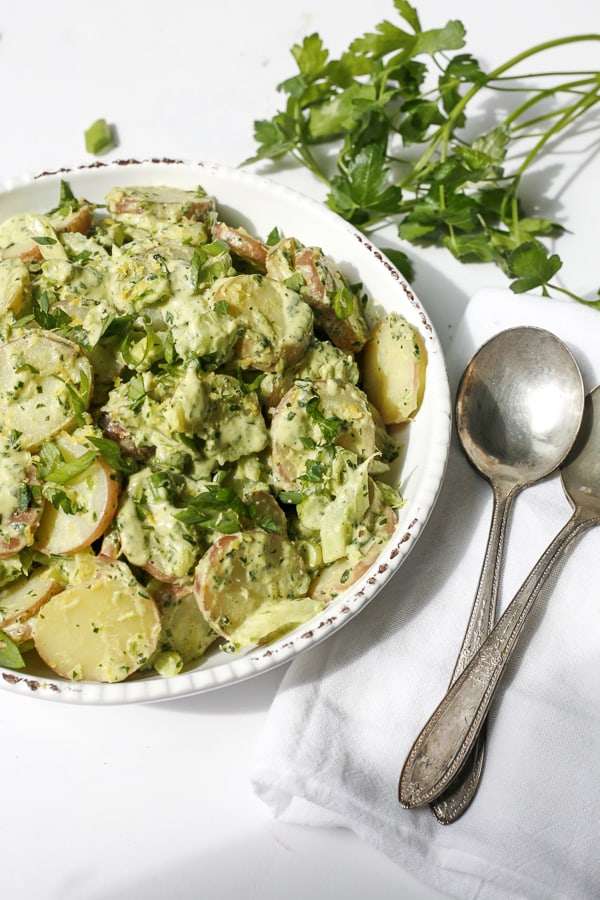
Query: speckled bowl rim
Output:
[[0, 158, 452, 704]]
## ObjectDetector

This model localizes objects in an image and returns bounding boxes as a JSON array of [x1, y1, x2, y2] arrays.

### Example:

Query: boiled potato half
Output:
[[361, 312, 426, 424], [212, 273, 313, 372], [0, 331, 94, 449]]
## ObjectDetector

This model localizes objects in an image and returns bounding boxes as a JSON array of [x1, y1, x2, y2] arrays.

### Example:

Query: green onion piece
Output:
[[84, 118, 116, 155], [0, 631, 26, 670]]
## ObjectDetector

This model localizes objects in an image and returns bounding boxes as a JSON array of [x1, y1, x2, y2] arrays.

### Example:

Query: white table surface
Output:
[[0, 2, 598, 898]]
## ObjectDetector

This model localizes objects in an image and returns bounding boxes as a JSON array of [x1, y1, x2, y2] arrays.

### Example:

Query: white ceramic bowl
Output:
[[0, 159, 451, 704]]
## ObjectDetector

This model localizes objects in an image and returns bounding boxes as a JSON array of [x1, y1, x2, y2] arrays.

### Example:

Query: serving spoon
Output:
[[399, 383, 600, 811], [427, 327, 585, 823]]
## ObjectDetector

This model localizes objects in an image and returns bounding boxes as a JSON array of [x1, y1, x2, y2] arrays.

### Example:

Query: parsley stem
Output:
[[549, 282, 600, 309], [504, 77, 600, 132], [411, 34, 600, 178], [507, 87, 600, 208]]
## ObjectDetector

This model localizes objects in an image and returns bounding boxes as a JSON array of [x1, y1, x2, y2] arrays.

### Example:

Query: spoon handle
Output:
[[430, 486, 514, 824], [451, 487, 514, 678], [399, 509, 594, 809]]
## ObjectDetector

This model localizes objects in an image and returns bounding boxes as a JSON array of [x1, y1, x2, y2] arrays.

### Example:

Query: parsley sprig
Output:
[[247, 0, 600, 305]]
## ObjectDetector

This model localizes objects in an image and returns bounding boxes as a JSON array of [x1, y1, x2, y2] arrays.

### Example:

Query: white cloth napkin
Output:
[[251, 288, 600, 900]]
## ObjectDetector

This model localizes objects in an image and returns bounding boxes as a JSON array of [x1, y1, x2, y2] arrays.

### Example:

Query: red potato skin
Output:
[[98, 530, 121, 561], [1, 578, 64, 643], [0, 467, 44, 558], [142, 560, 187, 585], [193, 534, 238, 636], [54, 205, 93, 236], [103, 519, 194, 586], [33, 458, 121, 556], [149, 580, 194, 606], [107, 194, 215, 220], [3, 243, 43, 263], [294, 247, 368, 353], [99, 414, 155, 462], [212, 221, 268, 271], [80, 459, 121, 551]]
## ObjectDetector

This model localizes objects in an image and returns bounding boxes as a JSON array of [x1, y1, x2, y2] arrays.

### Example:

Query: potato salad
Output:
[[0, 181, 425, 683]]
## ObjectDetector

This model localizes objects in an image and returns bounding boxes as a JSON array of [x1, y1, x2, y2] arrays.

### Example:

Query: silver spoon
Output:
[[427, 327, 585, 823], [399, 384, 600, 811]]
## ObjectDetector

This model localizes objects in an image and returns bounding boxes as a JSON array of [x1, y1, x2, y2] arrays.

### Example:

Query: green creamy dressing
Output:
[[0, 444, 31, 519], [298, 457, 371, 564], [162, 274, 240, 362], [117, 483, 197, 581]]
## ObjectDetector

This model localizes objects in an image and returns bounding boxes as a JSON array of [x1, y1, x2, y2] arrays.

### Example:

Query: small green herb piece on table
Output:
[[84, 118, 116, 155]]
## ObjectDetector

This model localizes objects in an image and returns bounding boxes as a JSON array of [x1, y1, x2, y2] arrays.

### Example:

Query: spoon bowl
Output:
[[456, 326, 585, 487]]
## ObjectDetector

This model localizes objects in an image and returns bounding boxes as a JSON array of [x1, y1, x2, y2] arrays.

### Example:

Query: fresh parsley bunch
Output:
[[248, 0, 600, 305]]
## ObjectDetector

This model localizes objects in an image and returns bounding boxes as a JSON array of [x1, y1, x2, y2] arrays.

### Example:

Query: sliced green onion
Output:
[[84, 118, 116, 155]]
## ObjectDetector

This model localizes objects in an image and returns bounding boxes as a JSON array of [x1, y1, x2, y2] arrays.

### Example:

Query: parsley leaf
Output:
[[175, 484, 250, 534], [87, 436, 138, 474], [508, 241, 563, 294]]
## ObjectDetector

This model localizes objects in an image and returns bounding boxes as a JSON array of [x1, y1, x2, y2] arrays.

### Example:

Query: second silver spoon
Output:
[[431, 326, 584, 823]]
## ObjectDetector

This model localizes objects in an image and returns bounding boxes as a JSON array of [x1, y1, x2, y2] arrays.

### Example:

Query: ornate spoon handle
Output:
[[430, 485, 514, 824], [399, 509, 595, 809]]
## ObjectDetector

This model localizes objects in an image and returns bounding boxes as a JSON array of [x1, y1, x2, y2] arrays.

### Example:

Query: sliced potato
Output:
[[0, 332, 93, 449], [224, 596, 324, 649], [194, 530, 312, 647], [259, 337, 360, 410], [34, 560, 161, 682], [361, 312, 426, 424], [297, 457, 372, 564], [48, 203, 94, 237], [0, 258, 29, 317], [0, 568, 63, 643], [107, 244, 172, 312], [264, 236, 300, 283], [34, 431, 120, 556], [191, 372, 269, 464], [239, 488, 288, 535], [212, 274, 313, 371], [116, 466, 201, 582], [0, 213, 67, 262], [105, 185, 215, 222]]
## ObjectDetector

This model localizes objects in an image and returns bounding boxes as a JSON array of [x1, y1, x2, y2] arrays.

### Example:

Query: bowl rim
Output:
[[0, 158, 452, 704]]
